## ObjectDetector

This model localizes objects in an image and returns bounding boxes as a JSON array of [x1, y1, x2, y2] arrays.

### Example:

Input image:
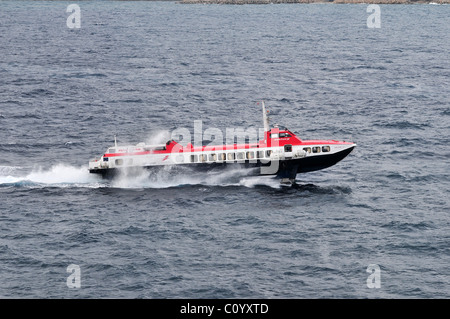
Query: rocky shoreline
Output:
[[180, 0, 448, 4]]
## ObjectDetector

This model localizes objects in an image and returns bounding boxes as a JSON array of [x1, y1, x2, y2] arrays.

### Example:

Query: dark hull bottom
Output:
[[89, 147, 354, 181]]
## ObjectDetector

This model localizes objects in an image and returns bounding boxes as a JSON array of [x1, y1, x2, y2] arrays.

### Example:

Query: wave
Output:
[[110, 165, 282, 189], [0, 164, 104, 188], [0, 164, 285, 190], [374, 120, 430, 130], [0, 163, 355, 191]]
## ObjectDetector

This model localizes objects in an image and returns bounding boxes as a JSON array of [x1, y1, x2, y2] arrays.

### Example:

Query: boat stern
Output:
[[89, 155, 110, 173]]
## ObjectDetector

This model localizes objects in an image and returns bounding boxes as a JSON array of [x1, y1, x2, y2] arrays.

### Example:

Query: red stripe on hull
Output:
[[103, 140, 352, 158]]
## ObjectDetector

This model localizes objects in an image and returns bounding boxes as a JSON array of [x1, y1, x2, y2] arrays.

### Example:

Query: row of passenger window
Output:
[[303, 146, 331, 153], [112, 146, 332, 166], [190, 150, 273, 163]]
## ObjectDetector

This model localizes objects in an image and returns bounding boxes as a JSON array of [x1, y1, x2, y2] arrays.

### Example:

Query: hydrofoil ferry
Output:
[[88, 102, 356, 184]]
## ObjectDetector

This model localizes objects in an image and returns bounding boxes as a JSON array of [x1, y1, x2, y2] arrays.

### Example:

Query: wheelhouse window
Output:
[[109, 148, 116, 154], [279, 133, 292, 138], [270, 133, 279, 138], [322, 146, 331, 152], [312, 147, 321, 153], [303, 147, 311, 153]]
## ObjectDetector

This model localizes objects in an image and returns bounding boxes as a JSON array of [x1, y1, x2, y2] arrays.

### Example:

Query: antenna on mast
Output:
[[261, 101, 270, 132]]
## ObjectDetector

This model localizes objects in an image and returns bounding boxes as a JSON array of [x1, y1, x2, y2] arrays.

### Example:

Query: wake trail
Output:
[[0, 164, 104, 188], [0, 164, 283, 189]]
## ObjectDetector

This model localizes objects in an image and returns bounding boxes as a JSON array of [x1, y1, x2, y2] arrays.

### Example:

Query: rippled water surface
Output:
[[0, 1, 449, 298]]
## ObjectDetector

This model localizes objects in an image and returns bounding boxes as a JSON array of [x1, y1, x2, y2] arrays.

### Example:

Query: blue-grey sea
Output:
[[0, 1, 449, 298]]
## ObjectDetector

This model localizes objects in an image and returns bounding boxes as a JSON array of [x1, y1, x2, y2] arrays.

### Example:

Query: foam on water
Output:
[[0, 164, 103, 188], [0, 164, 283, 189], [110, 165, 281, 189]]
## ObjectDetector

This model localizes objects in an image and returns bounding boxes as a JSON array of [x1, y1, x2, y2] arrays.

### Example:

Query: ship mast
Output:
[[261, 101, 270, 132]]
